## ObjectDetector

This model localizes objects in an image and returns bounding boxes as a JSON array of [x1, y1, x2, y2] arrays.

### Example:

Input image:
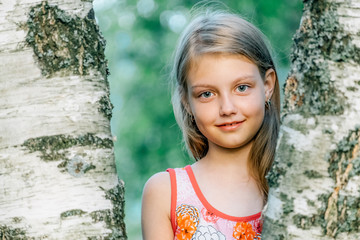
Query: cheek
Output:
[[190, 103, 217, 134], [192, 104, 213, 123], [241, 95, 265, 120], [189, 98, 214, 117]]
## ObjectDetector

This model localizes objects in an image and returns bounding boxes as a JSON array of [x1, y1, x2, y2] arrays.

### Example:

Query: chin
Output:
[[214, 138, 254, 150], [215, 142, 248, 150]]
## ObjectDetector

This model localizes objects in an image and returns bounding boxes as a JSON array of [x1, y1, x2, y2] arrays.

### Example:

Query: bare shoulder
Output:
[[141, 171, 173, 240], [143, 171, 171, 196]]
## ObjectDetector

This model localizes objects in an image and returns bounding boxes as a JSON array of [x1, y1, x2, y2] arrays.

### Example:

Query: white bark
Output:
[[263, 0, 360, 239], [0, 0, 125, 239]]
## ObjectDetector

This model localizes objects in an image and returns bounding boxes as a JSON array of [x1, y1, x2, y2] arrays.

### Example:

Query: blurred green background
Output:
[[93, 0, 303, 238]]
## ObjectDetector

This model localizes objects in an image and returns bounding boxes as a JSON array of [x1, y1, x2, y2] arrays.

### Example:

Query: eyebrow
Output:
[[190, 75, 256, 89]]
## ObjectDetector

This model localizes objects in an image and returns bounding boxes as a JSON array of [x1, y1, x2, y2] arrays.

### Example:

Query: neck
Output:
[[198, 140, 254, 180]]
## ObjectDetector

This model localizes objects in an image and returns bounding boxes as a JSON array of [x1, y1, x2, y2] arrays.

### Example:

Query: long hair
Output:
[[171, 11, 280, 199]]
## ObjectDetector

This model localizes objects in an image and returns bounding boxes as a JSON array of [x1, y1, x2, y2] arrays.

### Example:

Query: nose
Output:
[[219, 94, 238, 116]]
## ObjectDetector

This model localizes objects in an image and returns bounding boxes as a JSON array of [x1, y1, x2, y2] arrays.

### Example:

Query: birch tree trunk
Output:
[[0, 0, 126, 239], [263, 0, 360, 239]]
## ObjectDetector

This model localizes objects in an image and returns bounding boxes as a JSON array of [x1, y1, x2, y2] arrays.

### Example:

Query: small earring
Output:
[[265, 99, 271, 109], [190, 115, 195, 122]]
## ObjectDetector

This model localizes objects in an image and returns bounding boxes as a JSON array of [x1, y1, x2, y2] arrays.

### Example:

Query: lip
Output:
[[216, 120, 245, 131]]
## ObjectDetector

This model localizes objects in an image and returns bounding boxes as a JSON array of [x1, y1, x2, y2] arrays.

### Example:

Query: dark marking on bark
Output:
[[57, 184, 126, 239], [280, 193, 295, 215], [262, 217, 287, 240], [57, 160, 68, 169], [93, 181, 127, 239], [22, 133, 113, 160], [286, 127, 360, 236], [284, 75, 304, 110], [346, 86, 358, 92], [12, 217, 23, 224], [292, 214, 324, 230], [67, 155, 96, 177], [104, 181, 127, 239], [267, 137, 295, 188], [26, 1, 108, 79], [324, 126, 360, 237], [98, 94, 114, 120], [287, 117, 313, 135], [307, 199, 315, 207], [84, 162, 96, 173], [90, 209, 112, 223], [304, 170, 323, 179], [285, 193, 329, 234], [0, 225, 32, 240], [283, 0, 360, 116], [87, 8, 95, 20], [266, 157, 286, 189], [22, 133, 111, 174], [60, 209, 87, 219], [323, 128, 334, 135]]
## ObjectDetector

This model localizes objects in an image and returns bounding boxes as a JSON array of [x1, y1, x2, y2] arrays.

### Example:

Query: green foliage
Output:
[[94, 0, 303, 237]]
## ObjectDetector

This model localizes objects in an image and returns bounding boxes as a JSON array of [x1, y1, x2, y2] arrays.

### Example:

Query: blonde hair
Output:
[[171, 11, 280, 199]]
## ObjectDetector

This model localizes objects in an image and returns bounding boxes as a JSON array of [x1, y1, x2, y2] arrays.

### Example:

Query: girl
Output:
[[142, 10, 280, 240]]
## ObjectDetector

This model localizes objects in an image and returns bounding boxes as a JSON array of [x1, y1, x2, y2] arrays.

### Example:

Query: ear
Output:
[[264, 68, 276, 101]]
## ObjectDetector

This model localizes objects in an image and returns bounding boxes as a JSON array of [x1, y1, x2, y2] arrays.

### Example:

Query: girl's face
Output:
[[187, 54, 275, 151]]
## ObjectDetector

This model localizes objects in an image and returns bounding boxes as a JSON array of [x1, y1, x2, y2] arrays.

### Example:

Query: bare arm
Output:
[[141, 172, 174, 240]]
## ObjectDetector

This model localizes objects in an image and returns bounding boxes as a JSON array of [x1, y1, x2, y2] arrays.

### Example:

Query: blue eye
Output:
[[237, 85, 248, 92], [200, 91, 213, 98]]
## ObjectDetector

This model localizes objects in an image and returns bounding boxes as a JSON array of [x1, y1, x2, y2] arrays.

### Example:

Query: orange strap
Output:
[[167, 168, 177, 233]]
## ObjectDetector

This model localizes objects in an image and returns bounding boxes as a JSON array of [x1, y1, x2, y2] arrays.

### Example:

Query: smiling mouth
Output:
[[217, 121, 244, 127], [216, 120, 245, 129]]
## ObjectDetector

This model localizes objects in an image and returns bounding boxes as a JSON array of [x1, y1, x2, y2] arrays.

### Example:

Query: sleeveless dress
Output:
[[167, 165, 262, 240]]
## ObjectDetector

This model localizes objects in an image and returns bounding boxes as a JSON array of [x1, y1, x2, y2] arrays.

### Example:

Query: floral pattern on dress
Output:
[[201, 208, 219, 223], [233, 222, 256, 240], [253, 218, 262, 235], [171, 167, 263, 240], [175, 204, 200, 240], [193, 225, 225, 240]]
